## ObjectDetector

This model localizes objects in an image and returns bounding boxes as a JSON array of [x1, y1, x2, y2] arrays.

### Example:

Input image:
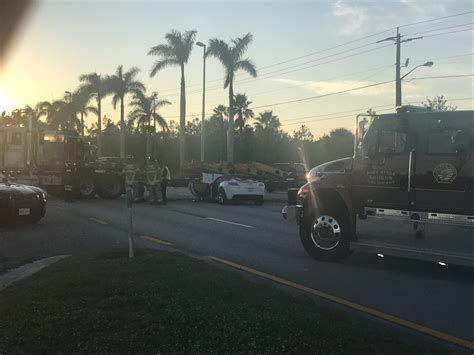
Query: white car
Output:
[[213, 174, 265, 205]]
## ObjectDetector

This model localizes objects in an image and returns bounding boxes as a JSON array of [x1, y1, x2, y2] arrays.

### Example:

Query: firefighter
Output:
[[160, 165, 171, 205], [145, 159, 161, 205]]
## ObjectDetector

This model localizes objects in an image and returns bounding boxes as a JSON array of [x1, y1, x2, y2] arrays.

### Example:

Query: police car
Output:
[[0, 174, 47, 224]]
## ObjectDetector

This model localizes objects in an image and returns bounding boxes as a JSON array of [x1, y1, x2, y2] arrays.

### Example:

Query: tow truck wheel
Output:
[[300, 207, 350, 261], [217, 188, 228, 205], [78, 176, 95, 199]]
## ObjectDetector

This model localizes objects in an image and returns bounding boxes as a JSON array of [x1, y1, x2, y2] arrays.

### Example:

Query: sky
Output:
[[0, 0, 472, 138]]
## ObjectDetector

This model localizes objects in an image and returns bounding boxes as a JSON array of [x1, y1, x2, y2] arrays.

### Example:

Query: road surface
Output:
[[1, 194, 472, 350]]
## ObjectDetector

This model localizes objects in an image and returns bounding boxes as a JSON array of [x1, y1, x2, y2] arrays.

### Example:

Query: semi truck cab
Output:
[[283, 108, 473, 266]]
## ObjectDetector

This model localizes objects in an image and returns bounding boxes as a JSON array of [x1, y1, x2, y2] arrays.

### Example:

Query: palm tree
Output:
[[210, 104, 228, 121], [148, 29, 197, 169], [72, 89, 97, 137], [233, 93, 254, 133], [127, 90, 170, 132], [207, 33, 257, 163], [46, 97, 79, 130], [107, 65, 145, 158], [254, 110, 281, 131], [78, 72, 108, 157]]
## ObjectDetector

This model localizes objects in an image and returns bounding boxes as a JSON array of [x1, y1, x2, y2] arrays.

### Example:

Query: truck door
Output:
[[352, 114, 414, 211], [413, 111, 473, 215]]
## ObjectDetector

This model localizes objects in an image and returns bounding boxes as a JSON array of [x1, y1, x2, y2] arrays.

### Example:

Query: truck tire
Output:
[[97, 177, 122, 199], [217, 188, 229, 205], [78, 175, 95, 199], [299, 206, 350, 261]]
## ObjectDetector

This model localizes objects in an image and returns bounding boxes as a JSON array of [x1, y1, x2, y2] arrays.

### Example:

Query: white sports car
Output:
[[213, 174, 265, 205]]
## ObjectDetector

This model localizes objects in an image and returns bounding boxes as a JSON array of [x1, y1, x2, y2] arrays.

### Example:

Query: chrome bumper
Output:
[[282, 205, 302, 224]]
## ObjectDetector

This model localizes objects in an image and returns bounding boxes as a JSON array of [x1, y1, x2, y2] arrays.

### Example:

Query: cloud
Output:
[[332, 0, 369, 35], [399, 0, 447, 21]]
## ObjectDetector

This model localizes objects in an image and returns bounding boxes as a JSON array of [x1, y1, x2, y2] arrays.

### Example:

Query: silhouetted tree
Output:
[[233, 93, 254, 133], [148, 29, 197, 169], [108, 65, 145, 158], [422, 95, 457, 111], [207, 33, 257, 163], [78, 72, 108, 156]]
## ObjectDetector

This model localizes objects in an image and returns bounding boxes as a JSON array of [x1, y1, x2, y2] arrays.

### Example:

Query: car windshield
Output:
[[1, 1, 472, 354]]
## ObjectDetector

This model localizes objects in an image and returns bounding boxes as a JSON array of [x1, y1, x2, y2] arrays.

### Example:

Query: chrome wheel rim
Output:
[[310, 215, 341, 250]]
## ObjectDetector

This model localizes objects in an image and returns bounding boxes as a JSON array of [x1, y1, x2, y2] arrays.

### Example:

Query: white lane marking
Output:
[[206, 217, 255, 229], [89, 217, 108, 225]]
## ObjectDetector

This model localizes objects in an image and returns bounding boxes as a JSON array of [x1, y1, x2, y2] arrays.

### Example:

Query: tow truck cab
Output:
[[283, 109, 473, 266]]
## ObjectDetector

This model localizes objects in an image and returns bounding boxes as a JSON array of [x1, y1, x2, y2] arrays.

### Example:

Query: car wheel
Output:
[[299, 206, 350, 261], [217, 188, 228, 205]]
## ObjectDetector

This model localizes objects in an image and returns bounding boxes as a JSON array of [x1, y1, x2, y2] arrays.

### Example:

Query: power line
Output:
[[422, 27, 473, 39], [281, 97, 474, 127], [160, 44, 393, 99], [250, 80, 394, 110], [155, 11, 473, 95], [404, 22, 473, 36], [398, 10, 473, 28]]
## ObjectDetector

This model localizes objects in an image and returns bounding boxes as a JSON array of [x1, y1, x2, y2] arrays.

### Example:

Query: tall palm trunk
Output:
[[179, 63, 186, 169], [227, 79, 234, 163], [120, 94, 125, 159], [80, 112, 84, 137], [97, 96, 102, 157]]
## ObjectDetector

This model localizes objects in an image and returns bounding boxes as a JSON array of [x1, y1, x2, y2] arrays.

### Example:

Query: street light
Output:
[[397, 61, 433, 106], [401, 61, 434, 80], [196, 41, 206, 162]]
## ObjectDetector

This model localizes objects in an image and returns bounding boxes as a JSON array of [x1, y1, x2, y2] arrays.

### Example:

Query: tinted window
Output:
[[425, 116, 472, 155], [362, 116, 408, 156]]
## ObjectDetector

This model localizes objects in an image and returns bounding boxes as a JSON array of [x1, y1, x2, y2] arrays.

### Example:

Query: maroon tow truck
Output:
[[283, 107, 473, 266]]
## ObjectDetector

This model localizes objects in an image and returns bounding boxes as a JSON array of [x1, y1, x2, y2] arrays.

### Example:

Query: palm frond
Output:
[[231, 33, 253, 59], [150, 58, 180, 77], [234, 59, 257, 78], [152, 112, 169, 131], [207, 38, 231, 65], [148, 44, 176, 58], [112, 94, 121, 110]]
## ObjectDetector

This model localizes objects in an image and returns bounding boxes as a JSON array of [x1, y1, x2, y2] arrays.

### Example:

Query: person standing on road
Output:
[[160, 165, 171, 205]]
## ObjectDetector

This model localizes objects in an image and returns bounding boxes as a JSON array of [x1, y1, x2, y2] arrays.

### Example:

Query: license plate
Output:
[[18, 208, 31, 216]]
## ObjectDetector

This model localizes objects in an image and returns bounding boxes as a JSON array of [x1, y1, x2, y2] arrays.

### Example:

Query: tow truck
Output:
[[283, 107, 473, 266], [0, 126, 124, 199]]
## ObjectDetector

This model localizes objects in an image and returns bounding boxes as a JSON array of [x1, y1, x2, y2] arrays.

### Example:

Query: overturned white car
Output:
[[190, 173, 265, 205]]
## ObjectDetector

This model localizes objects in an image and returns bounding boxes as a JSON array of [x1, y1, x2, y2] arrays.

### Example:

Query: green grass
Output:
[[0, 250, 443, 354]]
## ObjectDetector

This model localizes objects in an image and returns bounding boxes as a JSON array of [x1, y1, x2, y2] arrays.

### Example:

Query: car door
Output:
[[413, 111, 473, 215], [352, 114, 414, 211]]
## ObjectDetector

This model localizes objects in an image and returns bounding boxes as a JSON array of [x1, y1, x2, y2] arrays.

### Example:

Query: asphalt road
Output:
[[1, 193, 472, 349]]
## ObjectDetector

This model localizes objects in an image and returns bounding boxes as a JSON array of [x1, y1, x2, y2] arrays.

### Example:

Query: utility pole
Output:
[[395, 28, 401, 107], [377, 28, 423, 107]]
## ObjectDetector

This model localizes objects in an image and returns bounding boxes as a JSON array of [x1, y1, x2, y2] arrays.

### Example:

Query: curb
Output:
[[0, 255, 70, 291]]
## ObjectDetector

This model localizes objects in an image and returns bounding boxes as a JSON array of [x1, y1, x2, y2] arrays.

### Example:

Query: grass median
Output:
[[0, 250, 443, 354]]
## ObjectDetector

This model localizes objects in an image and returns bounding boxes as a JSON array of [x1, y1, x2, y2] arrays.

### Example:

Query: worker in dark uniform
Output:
[[160, 165, 171, 205]]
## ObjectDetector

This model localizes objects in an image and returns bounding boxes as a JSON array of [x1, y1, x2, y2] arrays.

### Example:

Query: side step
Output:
[[364, 207, 474, 227], [351, 240, 473, 267]]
